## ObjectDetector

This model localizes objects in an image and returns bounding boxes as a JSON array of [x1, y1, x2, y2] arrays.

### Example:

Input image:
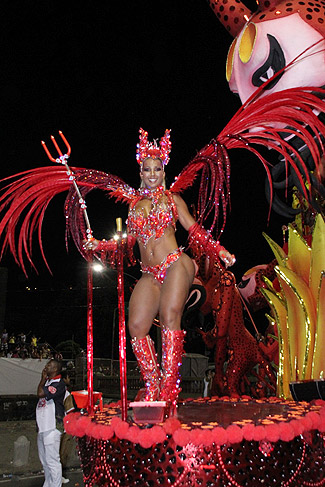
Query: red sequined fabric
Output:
[[127, 186, 178, 247], [136, 128, 172, 166], [94, 235, 136, 269], [140, 247, 184, 284], [131, 335, 161, 401], [70, 397, 325, 487], [78, 431, 325, 487], [160, 328, 186, 405], [188, 222, 224, 262]]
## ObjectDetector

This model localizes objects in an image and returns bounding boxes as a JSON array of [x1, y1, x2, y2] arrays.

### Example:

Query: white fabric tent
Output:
[[0, 358, 46, 395]]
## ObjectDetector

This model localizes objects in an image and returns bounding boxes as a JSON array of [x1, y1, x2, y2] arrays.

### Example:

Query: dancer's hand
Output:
[[83, 238, 100, 251], [219, 249, 236, 268]]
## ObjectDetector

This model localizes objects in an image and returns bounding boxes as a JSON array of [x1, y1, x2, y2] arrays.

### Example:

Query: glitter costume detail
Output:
[[127, 186, 178, 247], [188, 222, 223, 257], [188, 222, 236, 267], [136, 128, 171, 166], [159, 328, 186, 406], [131, 335, 161, 401], [140, 247, 184, 284], [94, 235, 136, 269]]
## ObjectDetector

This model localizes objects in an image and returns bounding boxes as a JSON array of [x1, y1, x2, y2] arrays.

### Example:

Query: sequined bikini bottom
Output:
[[140, 247, 184, 284]]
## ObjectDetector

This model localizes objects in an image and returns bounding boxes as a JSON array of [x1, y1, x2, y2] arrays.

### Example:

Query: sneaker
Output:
[[62, 477, 70, 484]]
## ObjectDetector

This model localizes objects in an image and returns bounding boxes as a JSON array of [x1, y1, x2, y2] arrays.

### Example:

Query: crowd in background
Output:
[[0, 329, 59, 360]]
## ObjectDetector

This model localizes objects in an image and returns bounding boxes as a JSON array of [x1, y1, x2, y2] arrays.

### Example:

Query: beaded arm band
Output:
[[94, 235, 136, 268], [188, 223, 235, 267]]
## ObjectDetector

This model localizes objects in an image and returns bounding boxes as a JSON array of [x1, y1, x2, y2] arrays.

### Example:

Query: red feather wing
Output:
[[0, 166, 134, 274], [171, 86, 325, 236]]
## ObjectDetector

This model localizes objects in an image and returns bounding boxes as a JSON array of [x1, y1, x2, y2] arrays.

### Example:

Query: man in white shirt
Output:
[[60, 370, 76, 484], [36, 359, 65, 487]]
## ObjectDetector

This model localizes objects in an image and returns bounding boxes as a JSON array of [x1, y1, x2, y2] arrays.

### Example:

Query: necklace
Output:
[[138, 186, 165, 203]]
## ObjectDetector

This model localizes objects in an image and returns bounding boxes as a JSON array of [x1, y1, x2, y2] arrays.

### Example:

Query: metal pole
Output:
[[111, 308, 117, 375], [87, 256, 94, 414], [116, 218, 128, 421]]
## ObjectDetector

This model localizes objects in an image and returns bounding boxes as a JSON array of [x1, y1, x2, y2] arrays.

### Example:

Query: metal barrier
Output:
[[75, 357, 205, 399]]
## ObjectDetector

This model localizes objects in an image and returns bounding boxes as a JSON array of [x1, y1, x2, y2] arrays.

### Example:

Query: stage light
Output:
[[93, 263, 105, 273]]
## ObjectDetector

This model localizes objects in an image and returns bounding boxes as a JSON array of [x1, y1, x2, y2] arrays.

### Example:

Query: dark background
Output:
[[0, 0, 288, 356]]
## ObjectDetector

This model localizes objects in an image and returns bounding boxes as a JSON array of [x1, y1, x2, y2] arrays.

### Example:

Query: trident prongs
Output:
[[58, 130, 71, 155], [41, 140, 56, 162], [41, 130, 71, 163], [41, 131, 94, 242]]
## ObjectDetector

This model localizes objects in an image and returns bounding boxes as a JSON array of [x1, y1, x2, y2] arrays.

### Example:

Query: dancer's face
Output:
[[140, 157, 164, 189]]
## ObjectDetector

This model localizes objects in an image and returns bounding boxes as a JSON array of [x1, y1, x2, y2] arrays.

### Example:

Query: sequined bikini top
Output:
[[127, 186, 178, 246]]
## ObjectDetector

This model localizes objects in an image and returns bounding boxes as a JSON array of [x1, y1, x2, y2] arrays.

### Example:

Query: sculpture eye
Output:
[[226, 37, 237, 82], [239, 22, 257, 63], [251, 34, 285, 89]]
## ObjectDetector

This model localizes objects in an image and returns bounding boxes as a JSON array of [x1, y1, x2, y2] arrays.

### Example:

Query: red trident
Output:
[[41, 130, 71, 162], [41, 131, 96, 414], [41, 131, 92, 241]]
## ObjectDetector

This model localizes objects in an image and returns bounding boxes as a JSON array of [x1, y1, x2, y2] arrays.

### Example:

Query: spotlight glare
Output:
[[93, 263, 105, 272]]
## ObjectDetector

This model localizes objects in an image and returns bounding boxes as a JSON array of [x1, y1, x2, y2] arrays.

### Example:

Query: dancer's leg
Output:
[[159, 254, 195, 404], [159, 253, 195, 330], [128, 274, 161, 338], [128, 275, 162, 400], [131, 335, 161, 400]]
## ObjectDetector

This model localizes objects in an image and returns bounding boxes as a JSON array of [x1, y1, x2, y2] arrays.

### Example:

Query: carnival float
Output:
[[1, 0, 325, 485]]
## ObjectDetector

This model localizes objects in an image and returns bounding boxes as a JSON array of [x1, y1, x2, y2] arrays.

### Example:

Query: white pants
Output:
[[37, 429, 62, 487]]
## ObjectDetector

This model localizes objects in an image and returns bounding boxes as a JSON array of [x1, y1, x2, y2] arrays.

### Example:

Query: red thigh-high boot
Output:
[[159, 327, 185, 406], [131, 335, 161, 401]]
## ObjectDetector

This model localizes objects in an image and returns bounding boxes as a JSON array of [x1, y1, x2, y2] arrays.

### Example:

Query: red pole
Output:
[[87, 256, 94, 414], [116, 218, 128, 421]]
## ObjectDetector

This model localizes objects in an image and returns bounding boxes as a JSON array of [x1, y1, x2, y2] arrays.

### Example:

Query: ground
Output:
[[0, 420, 83, 486]]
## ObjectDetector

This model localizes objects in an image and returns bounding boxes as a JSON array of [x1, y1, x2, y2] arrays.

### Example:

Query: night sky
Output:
[[1, 1, 289, 354]]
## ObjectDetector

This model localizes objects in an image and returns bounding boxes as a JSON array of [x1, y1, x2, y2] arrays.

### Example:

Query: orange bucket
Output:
[[72, 390, 103, 410]]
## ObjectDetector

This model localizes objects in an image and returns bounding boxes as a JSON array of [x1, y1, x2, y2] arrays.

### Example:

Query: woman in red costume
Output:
[[85, 128, 235, 406], [1, 85, 324, 406]]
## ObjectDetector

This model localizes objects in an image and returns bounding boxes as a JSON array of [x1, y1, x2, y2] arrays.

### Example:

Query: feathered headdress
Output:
[[136, 128, 171, 166]]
